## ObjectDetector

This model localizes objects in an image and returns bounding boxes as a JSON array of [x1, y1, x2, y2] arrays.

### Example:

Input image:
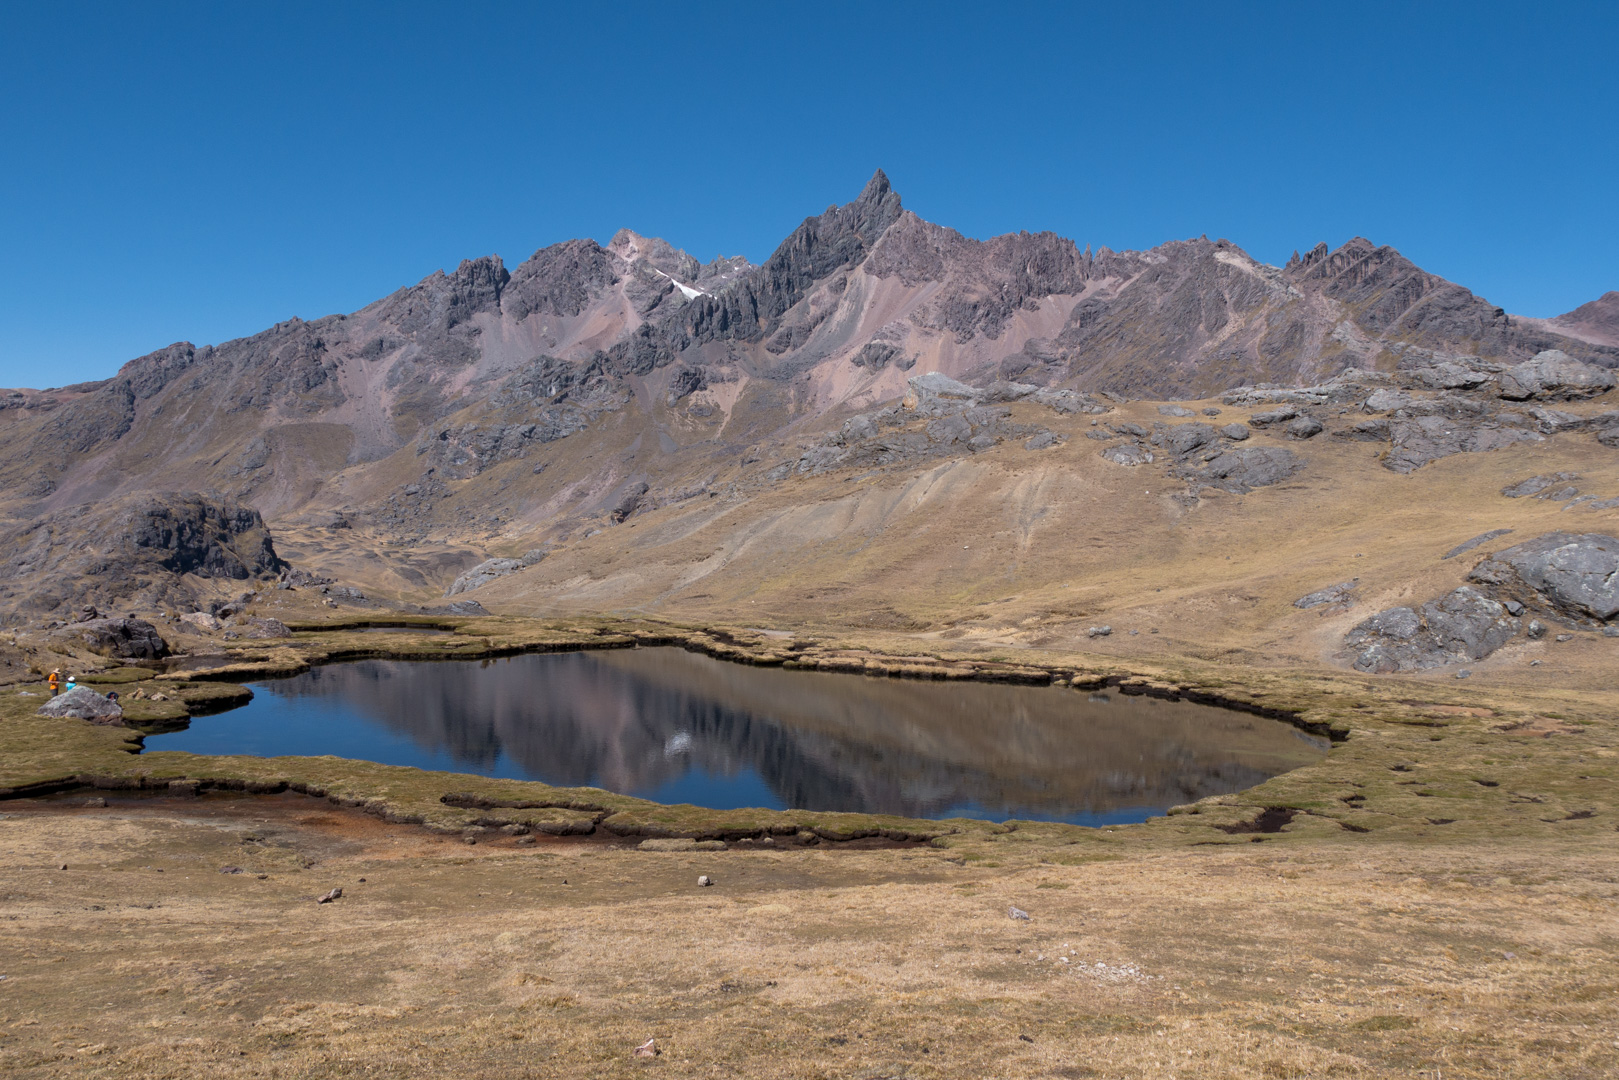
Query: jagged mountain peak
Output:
[[3, 173, 1615, 557], [607, 229, 697, 277], [858, 167, 893, 203]]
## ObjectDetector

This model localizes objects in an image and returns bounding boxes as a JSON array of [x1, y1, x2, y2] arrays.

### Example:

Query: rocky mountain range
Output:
[[1, 170, 1615, 674]]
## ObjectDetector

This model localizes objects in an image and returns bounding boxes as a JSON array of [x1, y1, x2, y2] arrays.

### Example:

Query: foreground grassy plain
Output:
[[1, 617, 1617, 1077]]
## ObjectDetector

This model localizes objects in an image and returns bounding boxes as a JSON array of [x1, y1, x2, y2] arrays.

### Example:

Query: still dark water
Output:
[[142, 647, 1327, 825]]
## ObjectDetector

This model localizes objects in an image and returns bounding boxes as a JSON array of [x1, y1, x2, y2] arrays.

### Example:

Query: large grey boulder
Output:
[[1160, 423, 1219, 457], [903, 372, 979, 416], [1295, 581, 1357, 610], [1467, 532, 1619, 625], [1501, 473, 1579, 498], [1101, 444, 1154, 466], [1248, 407, 1298, 426], [445, 549, 548, 596], [447, 558, 524, 596], [1177, 446, 1303, 493], [1363, 389, 1414, 414], [1383, 416, 1542, 474], [37, 685, 124, 724], [240, 616, 292, 639], [65, 617, 168, 659], [1343, 586, 1520, 672], [1497, 350, 1615, 401], [1592, 411, 1619, 448]]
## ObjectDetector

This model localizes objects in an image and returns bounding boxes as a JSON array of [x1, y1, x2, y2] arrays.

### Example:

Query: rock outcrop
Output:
[[0, 492, 286, 619], [1496, 350, 1615, 401], [1343, 587, 1520, 672], [59, 617, 169, 659], [1295, 581, 1357, 610], [445, 550, 548, 596], [1341, 532, 1618, 672], [37, 685, 124, 723], [1467, 533, 1619, 626]]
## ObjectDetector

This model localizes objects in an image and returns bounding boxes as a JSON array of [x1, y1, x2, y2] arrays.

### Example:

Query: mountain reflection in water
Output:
[[144, 647, 1327, 824]]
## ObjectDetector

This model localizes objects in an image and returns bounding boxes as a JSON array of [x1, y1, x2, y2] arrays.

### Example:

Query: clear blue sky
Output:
[[2, 1, 1615, 388]]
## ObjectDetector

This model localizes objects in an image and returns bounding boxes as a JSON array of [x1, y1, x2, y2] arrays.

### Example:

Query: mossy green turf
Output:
[[3, 616, 1615, 854]]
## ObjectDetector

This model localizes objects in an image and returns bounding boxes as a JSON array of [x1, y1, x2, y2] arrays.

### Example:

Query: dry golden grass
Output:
[[2, 798, 1616, 1079]]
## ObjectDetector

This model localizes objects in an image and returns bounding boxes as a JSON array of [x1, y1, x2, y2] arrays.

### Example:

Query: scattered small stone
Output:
[[317, 887, 343, 904], [1086, 626, 1112, 638], [697, 875, 713, 887], [1009, 906, 1031, 921], [59, 864, 68, 871], [1556, 634, 1573, 642], [1530, 660, 1542, 666], [514, 835, 536, 846], [1502, 951, 1517, 960], [357, 878, 366, 883], [634, 1038, 660, 1058], [219, 866, 244, 875], [463, 836, 477, 845], [83, 797, 106, 808], [1019, 1034, 1035, 1043], [1455, 670, 1472, 679]]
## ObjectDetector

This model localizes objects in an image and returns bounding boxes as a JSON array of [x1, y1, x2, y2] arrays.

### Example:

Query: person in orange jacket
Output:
[[47, 669, 61, 696]]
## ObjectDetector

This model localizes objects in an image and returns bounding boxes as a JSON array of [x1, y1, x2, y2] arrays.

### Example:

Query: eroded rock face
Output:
[[1467, 533, 1619, 625], [64, 618, 168, 659], [37, 685, 124, 723], [0, 492, 285, 619], [1497, 350, 1616, 401], [1343, 586, 1519, 672]]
